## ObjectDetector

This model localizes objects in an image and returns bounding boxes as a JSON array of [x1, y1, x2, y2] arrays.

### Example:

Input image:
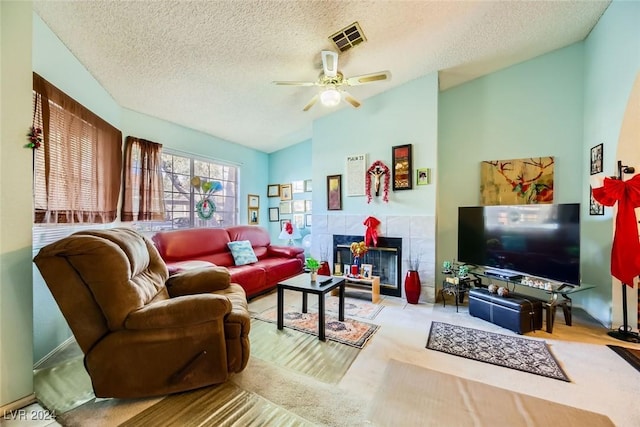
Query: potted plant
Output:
[[305, 257, 320, 281]]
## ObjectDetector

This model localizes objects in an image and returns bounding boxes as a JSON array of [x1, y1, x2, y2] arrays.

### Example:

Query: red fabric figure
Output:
[[592, 174, 640, 286], [364, 216, 381, 247]]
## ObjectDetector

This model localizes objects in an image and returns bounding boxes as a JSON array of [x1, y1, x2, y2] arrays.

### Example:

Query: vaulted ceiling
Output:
[[33, 1, 610, 153]]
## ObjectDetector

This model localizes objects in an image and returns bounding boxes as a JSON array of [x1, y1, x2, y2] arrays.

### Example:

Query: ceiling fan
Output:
[[273, 51, 391, 111]]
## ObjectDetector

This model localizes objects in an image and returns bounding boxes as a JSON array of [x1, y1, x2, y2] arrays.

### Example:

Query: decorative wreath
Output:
[[366, 160, 390, 203], [191, 177, 223, 221], [196, 198, 216, 220]]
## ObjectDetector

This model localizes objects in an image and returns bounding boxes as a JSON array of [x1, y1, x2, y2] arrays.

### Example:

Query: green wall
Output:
[[1, 0, 34, 408]]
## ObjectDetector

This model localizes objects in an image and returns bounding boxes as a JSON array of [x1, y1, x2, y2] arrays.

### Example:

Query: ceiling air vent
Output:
[[329, 22, 366, 53]]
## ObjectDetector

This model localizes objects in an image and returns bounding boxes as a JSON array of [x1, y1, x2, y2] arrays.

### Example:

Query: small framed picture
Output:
[[392, 144, 413, 190], [590, 143, 603, 175], [248, 194, 260, 208], [280, 184, 293, 200], [292, 180, 305, 193], [304, 179, 312, 192], [293, 213, 305, 229], [361, 264, 373, 279], [268, 184, 280, 197], [269, 207, 280, 222], [279, 201, 292, 214], [305, 200, 312, 212], [292, 200, 305, 213], [416, 168, 430, 186], [327, 174, 342, 210], [248, 208, 259, 225], [305, 213, 312, 227], [590, 186, 604, 215]]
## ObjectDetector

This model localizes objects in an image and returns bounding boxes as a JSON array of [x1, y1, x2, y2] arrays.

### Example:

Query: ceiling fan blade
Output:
[[342, 91, 361, 109], [273, 80, 317, 86], [321, 51, 338, 78], [346, 71, 391, 86], [302, 94, 319, 112]]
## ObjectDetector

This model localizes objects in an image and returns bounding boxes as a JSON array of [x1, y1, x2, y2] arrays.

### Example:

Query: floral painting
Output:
[[480, 157, 554, 205]]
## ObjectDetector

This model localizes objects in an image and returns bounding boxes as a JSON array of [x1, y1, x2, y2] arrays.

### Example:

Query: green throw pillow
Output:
[[227, 240, 258, 266]]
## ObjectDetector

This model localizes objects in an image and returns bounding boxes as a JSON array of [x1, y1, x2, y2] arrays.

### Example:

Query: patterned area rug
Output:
[[254, 306, 379, 349], [312, 296, 384, 320], [608, 345, 640, 373], [426, 321, 569, 382]]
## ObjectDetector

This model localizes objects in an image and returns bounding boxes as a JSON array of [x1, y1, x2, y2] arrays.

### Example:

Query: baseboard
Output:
[[0, 393, 36, 415], [33, 335, 75, 369]]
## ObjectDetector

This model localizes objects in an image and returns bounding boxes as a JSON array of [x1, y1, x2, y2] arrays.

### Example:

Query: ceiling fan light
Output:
[[320, 88, 341, 107]]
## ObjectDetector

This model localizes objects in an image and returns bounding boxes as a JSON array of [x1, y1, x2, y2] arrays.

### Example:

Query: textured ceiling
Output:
[[33, 1, 610, 153]]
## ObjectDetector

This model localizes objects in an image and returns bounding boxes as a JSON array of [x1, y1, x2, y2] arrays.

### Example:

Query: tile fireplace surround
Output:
[[311, 214, 436, 303]]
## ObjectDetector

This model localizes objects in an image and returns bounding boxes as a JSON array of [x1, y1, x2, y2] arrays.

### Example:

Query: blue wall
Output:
[[581, 0, 640, 325], [267, 139, 312, 246], [438, 43, 586, 310]]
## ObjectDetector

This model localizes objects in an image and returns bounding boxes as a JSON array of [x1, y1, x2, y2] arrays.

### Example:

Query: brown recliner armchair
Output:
[[33, 227, 250, 399]]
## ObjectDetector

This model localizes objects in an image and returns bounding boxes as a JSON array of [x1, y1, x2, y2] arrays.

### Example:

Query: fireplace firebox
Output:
[[333, 234, 402, 297]]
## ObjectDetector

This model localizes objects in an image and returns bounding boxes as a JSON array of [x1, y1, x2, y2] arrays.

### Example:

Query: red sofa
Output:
[[152, 225, 304, 298]]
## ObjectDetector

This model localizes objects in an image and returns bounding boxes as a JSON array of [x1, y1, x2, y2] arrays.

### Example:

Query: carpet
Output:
[[312, 296, 383, 320], [369, 359, 614, 427], [253, 306, 379, 349], [426, 321, 570, 382], [608, 344, 640, 373]]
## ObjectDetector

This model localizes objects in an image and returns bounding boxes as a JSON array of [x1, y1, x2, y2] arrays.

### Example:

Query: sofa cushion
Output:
[[226, 225, 271, 248], [153, 228, 231, 261], [255, 257, 304, 285], [227, 240, 258, 266]]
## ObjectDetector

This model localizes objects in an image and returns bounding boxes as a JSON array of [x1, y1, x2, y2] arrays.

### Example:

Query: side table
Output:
[[440, 276, 478, 312]]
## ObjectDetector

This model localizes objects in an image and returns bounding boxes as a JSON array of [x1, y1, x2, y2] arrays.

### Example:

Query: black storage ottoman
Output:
[[468, 288, 543, 334]]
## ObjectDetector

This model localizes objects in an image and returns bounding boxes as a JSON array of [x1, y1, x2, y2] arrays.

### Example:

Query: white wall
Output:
[[0, 0, 35, 408]]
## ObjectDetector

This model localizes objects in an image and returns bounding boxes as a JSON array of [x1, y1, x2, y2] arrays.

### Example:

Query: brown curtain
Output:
[[121, 136, 165, 221], [32, 73, 122, 223]]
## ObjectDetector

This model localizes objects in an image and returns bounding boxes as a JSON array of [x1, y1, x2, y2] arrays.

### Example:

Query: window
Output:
[[135, 150, 238, 230], [32, 73, 122, 251], [32, 73, 122, 224]]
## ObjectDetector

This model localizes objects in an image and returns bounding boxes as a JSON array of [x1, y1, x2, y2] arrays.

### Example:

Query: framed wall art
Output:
[[589, 186, 604, 215], [248, 208, 259, 225], [279, 201, 292, 214], [480, 157, 554, 205], [292, 200, 305, 213], [392, 144, 412, 190], [248, 194, 259, 208], [346, 154, 366, 196], [280, 184, 292, 200], [304, 179, 312, 192], [267, 184, 280, 197], [292, 180, 305, 193], [590, 143, 603, 175], [416, 168, 430, 186], [327, 174, 342, 210], [269, 207, 280, 222], [305, 213, 312, 227], [293, 213, 305, 229]]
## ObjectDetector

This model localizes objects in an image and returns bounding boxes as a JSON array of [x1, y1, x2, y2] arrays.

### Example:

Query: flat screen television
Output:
[[457, 203, 581, 286]]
